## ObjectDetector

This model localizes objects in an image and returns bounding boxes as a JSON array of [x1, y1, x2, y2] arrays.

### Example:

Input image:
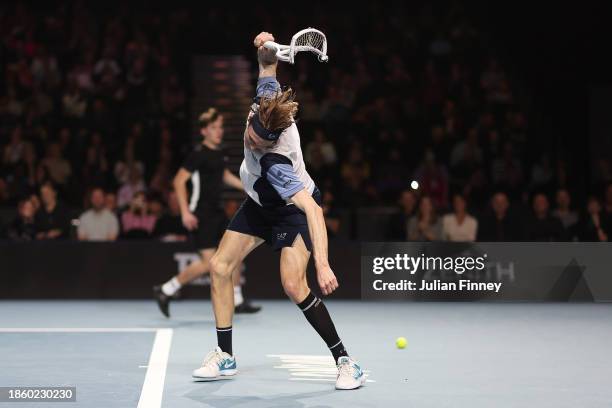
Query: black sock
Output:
[[297, 292, 348, 362], [216, 326, 232, 355]]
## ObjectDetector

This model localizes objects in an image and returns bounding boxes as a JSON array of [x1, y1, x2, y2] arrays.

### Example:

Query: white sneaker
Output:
[[192, 347, 237, 380], [335, 356, 366, 390]]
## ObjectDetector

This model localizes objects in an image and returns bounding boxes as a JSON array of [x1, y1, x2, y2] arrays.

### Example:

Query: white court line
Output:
[[137, 328, 173, 408], [0, 327, 158, 332]]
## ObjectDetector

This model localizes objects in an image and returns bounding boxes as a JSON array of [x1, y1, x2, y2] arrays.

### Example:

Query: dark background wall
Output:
[[0, 241, 360, 299], [2, 240, 608, 301]]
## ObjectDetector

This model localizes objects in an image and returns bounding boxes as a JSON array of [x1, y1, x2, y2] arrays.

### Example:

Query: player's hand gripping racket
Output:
[[263, 28, 329, 64]]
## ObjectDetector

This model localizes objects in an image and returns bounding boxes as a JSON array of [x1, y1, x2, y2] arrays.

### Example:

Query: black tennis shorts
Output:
[[227, 188, 322, 251], [192, 210, 228, 250]]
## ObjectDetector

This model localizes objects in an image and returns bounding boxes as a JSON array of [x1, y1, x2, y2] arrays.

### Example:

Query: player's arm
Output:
[[291, 189, 339, 296], [253, 32, 281, 101], [173, 168, 198, 230], [223, 169, 244, 191], [254, 32, 278, 79], [262, 153, 339, 295]]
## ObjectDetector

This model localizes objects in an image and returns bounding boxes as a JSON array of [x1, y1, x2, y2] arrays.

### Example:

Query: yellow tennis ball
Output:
[[396, 337, 407, 349]]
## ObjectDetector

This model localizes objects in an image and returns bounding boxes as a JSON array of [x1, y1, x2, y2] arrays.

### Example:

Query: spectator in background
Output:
[[31, 46, 61, 89], [147, 194, 164, 220], [340, 144, 373, 206], [117, 166, 146, 208], [7, 198, 37, 241], [160, 74, 186, 117], [552, 188, 578, 238], [153, 190, 188, 241], [442, 194, 478, 241], [388, 189, 417, 240], [525, 193, 565, 241], [579, 196, 609, 242], [120, 192, 157, 238], [105, 191, 118, 214], [305, 129, 337, 166], [0, 86, 25, 118], [530, 154, 555, 193], [35, 182, 70, 240], [377, 148, 410, 201], [93, 46, 121, 93], [450, 128, 483, 170], [77, 188, 119, 241], [82, 132, 109, 188], [429, 125, 451, 165], [114, 138, 145, 186], [149, 146, 174, 195], [305, 145, 332, 188], [2, 126, 29, 168], [408, 196, 442, 241], [39, 142, 72, 187], [5, 142, 37, 200], [69, 51, 95, 92], [478, 192, 524, 241], [28, 193, 41, 213], [491, 142, 523, 197], [413, 149, 449, 210], [62, 79, 88, 121]]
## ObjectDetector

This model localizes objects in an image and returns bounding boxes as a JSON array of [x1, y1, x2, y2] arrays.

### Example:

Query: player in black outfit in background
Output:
[[153, 108, 261, 317]]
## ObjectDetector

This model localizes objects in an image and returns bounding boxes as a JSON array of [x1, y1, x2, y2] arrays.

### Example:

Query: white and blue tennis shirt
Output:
[[239, 77, 316, 207]]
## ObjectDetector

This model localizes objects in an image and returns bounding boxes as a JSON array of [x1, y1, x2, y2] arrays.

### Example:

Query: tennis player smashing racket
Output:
[[192, 30, 366, 390]]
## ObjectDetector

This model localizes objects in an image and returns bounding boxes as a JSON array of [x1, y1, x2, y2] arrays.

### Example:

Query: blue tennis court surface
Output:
[[1, 301, 611, 407], [1, 331, 153, 407]]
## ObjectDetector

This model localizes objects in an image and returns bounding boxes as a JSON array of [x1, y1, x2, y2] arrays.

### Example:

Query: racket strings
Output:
[[295, 31, 325, 51]]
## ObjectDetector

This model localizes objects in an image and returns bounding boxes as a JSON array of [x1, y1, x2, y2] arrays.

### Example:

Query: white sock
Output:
[[161, 277, 181, 296], [234, 286, 244, 307]]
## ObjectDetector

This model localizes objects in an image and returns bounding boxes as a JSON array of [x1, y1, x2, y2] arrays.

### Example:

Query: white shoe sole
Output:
[[192, 369, 237, 381], [335, 375, 366, 390]]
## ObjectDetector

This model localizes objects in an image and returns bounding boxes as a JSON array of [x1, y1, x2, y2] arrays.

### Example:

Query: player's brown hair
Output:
[[258, 88, 298, 132], [198, 108, 220, 129]]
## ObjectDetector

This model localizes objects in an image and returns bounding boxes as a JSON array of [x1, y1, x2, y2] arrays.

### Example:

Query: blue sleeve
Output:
[[261, 153, 304, 200], [256, 76, 281, 99]]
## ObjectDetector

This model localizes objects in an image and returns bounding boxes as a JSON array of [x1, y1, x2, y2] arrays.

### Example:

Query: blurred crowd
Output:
[[386, 186, 611, 243], [1, 2, 611, 242]]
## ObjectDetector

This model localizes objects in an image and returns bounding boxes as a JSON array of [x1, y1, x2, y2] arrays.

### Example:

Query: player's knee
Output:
[[282, 276, 307, 302], [210, 256, 232, 280]]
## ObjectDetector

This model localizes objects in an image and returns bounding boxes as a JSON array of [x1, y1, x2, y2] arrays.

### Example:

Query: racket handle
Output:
[[263, 41, 280, 51]]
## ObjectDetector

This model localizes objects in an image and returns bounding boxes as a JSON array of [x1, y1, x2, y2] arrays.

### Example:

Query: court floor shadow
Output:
[[185, 381, 337, 408]]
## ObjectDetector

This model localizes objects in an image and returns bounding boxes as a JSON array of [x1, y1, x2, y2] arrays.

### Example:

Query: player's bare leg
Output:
[[210, 230, 263, 329], [279, 235, 311, 303], [154, 246, 260, 317], [192, 230, 262, 380]]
